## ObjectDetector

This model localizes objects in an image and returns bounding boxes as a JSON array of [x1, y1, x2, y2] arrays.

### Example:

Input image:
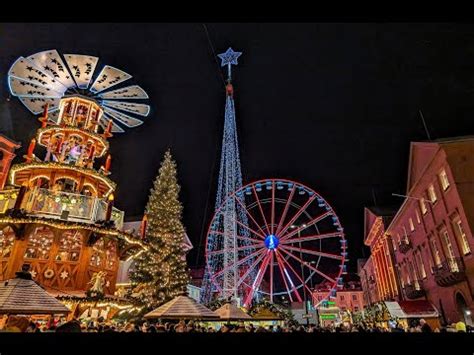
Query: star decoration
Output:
[[60, 270, 69, 279], [30, 270, 37, 278], [217, 47, 242, 67]]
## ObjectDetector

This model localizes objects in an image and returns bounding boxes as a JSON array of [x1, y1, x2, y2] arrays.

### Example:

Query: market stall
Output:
[[0, 266, 70, 331]]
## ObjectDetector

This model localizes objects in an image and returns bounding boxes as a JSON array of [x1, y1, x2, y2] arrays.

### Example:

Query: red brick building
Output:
[[386, 137, 474, 325]]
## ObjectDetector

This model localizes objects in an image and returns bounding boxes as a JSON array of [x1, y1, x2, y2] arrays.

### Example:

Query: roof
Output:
[[144, 295, 218, 320], [0, 274, 70, 315], [365, 206, 399, 218], [398, 300, 439, 318], [251, 308, 282, 321], [385, 301, 438, 319], [214, 303, 252, 321]]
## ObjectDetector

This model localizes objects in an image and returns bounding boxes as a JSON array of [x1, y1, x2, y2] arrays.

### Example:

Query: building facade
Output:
[[386, 137, 474, 325], [313, 277, 365, 326], [361, 207, 399, 304], [358, 258, 379, 306]]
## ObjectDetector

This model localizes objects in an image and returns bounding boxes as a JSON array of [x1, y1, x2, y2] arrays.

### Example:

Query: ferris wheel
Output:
[[205, 178, 348, 307], [7, 49, 150, 133]]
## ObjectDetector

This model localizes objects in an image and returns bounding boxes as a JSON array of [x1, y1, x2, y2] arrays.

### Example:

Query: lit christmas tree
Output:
[[130, 150, 190, 308]]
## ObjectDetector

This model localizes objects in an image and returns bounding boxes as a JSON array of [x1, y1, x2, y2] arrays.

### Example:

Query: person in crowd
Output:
[[456, 321, 467, 333], [419, 319, 432, 333]]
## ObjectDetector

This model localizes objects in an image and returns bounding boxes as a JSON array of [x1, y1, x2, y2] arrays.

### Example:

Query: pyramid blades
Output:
[[90, 65, 132, 93], [63, 54, 99, 89], [99, 116, 125, 133], [98, 85, 148, 100], [103, 107, 144, 128], [19, 97, 60, 115], [9, 76, 63, 98], [102, 100, 150, 116], [27, 50, 77, 89], [9, 57, 68, 94]]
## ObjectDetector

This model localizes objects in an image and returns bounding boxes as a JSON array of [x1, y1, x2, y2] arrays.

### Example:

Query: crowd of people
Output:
[[3, 317, 471, 333]]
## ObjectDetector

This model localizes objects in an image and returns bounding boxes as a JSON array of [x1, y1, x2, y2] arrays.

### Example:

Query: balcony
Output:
[[399, 240, 412, 254], [405, 281, 425, 299], [432, 257, 466, 287], [4, 188, 124, 230]]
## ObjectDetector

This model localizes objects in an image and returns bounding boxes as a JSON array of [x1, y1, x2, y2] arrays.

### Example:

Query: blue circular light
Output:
[[264, 234, 279, 250]]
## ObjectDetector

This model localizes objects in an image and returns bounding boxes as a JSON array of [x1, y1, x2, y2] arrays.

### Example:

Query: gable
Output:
[[406, 142, 439, 192]]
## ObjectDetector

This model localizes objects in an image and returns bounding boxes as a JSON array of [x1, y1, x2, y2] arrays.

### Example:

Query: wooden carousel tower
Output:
[[0, 50, 151, 304]]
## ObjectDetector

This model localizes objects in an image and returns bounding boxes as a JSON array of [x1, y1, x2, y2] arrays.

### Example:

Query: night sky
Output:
[[2, 23, 474, 271]]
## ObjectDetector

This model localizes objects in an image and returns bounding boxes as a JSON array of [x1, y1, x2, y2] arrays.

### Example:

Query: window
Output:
[[104, 240, 117, 270], [403, 226, 409, 243], [0, 227, 15, 258], [405, 264, 411, 285], [455, 220, 471, 255], [89, 238, 117, 270], [442, 231, 459, 272], [415, 209, 421, 224], [425, 246, 434, 274], [420, 198, 428, 215], [416, 250, 427, 279], [398, 266, 405, 288], [430, 238, 442, 268], [439, 169, 450, 191], [409, 218, 415, 232], [352, 294, 357, 301], [24, 227, 54, 260], [428, 184, 437, 203], [339, 295, 345, 301], [56, 230, 82, 262], [90, 239, 105, 267]]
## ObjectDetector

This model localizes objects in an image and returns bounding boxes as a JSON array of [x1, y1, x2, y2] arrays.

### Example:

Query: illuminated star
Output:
[[217, 48, 242, 67], [30, 270, 37, 278], [60, 270, 69, 279]]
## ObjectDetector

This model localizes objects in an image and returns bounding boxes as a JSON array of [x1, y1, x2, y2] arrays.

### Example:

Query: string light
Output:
[[36, 126, 109, 157], [9, 162, 116, 197]]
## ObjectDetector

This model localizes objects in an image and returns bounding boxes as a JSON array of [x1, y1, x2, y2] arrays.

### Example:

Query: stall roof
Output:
[[144, 295, 219, 320], [398, 300, 439, 318], [385, 301, 438, 319], [0, 273, 70, 315], [214, 303, 252, 321]]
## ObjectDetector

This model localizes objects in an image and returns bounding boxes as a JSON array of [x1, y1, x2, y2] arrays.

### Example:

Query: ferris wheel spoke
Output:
[[209, 230, 263, 245], [279, 211, 332, 242], [211, 248, 266, 280], [207, 244, 261, 256], [234, 194, 268, 238], [244, 250, 271, 307], [274, 251, 295, 302], [278, 247, 337, 284], [271, 180, 276, 235], [222, 212, 266, 240], [275, 185, 296, 236], [280, 244, 344, 261], [252, 185, 271, 236], [275, 249, 312, 300], [237, 249, 268, 287], [278, 194, 317, 238], [280, 232, 342, 245]]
